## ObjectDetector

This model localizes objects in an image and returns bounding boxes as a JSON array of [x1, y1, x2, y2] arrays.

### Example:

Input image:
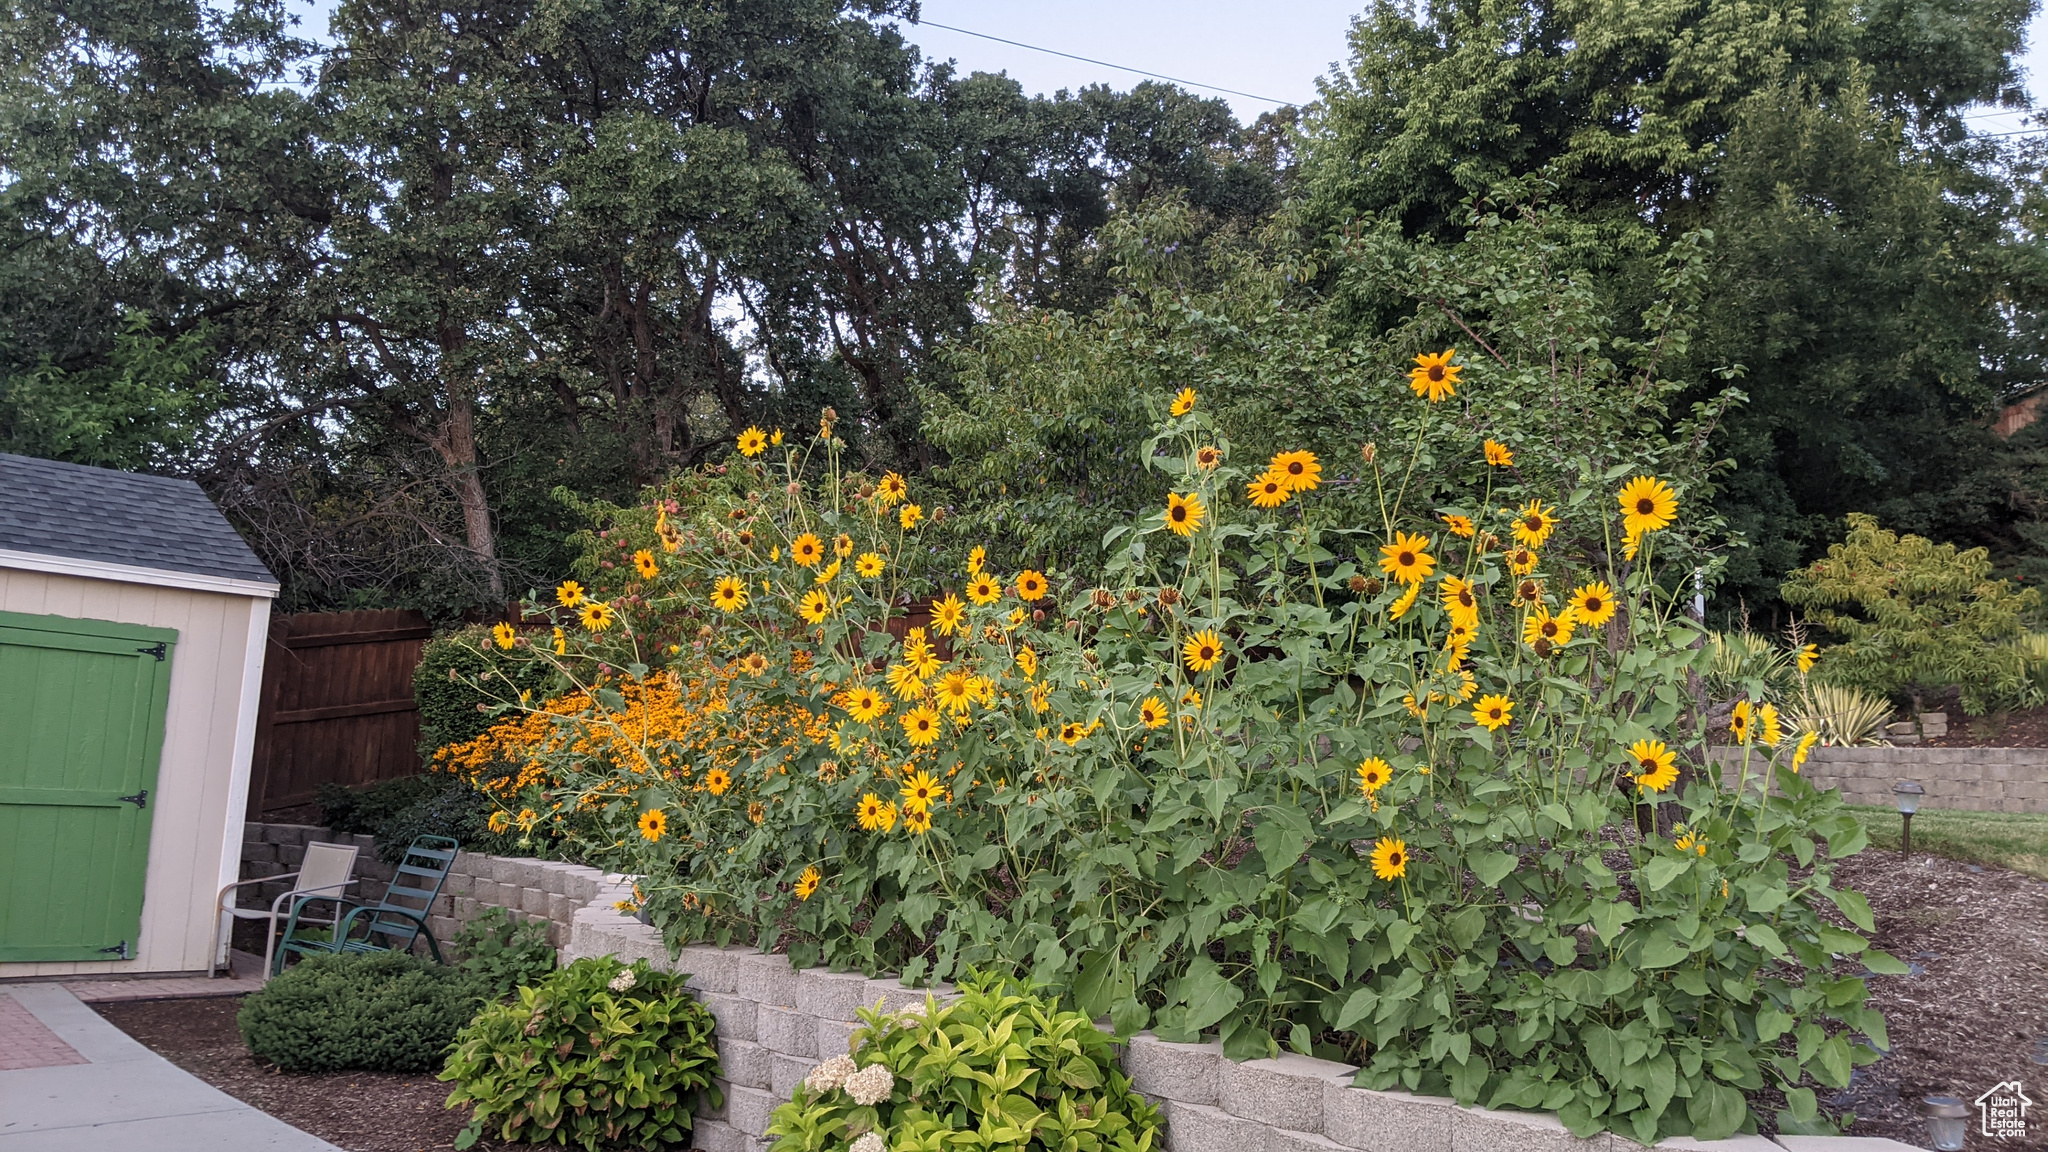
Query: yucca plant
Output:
[[1786, 682, 1893, 746], [1706, 631, 1794, 701], [2016, 633, 2048, 699]]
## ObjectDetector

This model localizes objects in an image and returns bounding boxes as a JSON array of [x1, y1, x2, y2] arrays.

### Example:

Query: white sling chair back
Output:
[[210, 840, 360, 980]]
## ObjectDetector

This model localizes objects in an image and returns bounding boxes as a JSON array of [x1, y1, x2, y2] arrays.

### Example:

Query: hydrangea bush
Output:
[[444, 379, 1895, 1143]]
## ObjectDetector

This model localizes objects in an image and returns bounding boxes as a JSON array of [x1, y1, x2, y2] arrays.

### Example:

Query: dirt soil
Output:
[[92, 997, 510, 1152], [1823, 849, 2048, 1148], [1921, 703, 2048, 747]]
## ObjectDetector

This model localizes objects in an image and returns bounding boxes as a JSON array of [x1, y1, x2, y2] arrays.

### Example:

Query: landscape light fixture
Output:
[[1920, 1095, 1968, 1151], [1892, 780, 1925, 855]]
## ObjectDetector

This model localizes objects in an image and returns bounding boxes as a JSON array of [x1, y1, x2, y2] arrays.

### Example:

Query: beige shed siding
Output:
[[0, 568, 269, 977]]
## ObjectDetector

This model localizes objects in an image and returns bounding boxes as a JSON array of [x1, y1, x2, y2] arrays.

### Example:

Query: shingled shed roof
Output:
[[0, 453, 276, 587]]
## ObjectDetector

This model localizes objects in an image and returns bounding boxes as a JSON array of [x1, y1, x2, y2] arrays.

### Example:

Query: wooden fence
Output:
[[245, 609, 433, 816]]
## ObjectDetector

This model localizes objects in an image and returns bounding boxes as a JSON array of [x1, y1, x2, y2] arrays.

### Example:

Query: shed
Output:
[[0, 453, 277, 978]]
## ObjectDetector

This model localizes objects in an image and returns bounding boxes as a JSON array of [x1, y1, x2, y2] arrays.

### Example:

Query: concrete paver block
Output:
[[1650, 1137, 1783, 1151], [758, 1004, 815, 1057], [692, 1118, 748, 1152], [1271, 1129, 1355, 1152], [700, 993, 759, 1043], [677, 944, 742, 994], [815, 1016, 861, 1058], [1451, 1104, 1608, 1152], [1121, 1032, 1223, 1107], [738, 952, 798, 1007], [796, 969, 873, 1021], [1219, 1052, 1355, 1129], [717, 1037, 771, 1091], [771, 1052, 816, 1100], [727, 1085, 778, 1137], [1770, 1138, 1929, 1152], [1322, 1083, 1454, 1152], [1167, 1100, 1275, 1152]]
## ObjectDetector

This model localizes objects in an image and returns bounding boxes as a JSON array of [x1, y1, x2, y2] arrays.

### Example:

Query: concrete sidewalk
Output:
[[0, 983, 338, 1151]]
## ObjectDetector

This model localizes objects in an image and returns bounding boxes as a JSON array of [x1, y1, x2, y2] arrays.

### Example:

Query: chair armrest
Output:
[[217, 871, 301, 911], [270, 879, 360, 918]]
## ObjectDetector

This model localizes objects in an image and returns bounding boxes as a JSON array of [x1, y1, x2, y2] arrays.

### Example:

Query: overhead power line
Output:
[[909, 18, 1298, 106]]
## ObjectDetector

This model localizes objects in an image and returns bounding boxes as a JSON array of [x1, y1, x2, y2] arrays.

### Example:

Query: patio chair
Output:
[[211, 840, 360, 979], [273, 834, 459, 974]]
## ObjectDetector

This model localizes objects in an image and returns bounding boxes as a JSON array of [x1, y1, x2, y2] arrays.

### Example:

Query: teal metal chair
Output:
[[273, 835, 459, 974]]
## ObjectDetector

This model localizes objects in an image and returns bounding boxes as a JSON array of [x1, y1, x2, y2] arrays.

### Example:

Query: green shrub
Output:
[[318, 773, 443, 836], [1782, 514, 2042, 714], [767, 973, 1161, 1152], [238, 952, 486, 1073], [452, 906, 557, 1000], [415, 625, 557, 752], [317, 771, 523, 864], [442, 958, 720, 1151]]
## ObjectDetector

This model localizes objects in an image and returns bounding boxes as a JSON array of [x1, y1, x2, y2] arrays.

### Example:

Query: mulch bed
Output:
[[1920, 701, 2048, 747], [92, 996, 510, 1152], [1820, 849, 2048, 1147], [96, 851, 2048, 1150]]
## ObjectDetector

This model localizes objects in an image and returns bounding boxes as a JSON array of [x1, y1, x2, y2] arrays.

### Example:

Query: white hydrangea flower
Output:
[[895, 1000, 926, 1018], [805, 1055, 857, 1095], [607, 968, 637, 993], [844, 1062, 896, 1106], [850, 1132, 886, 1152]]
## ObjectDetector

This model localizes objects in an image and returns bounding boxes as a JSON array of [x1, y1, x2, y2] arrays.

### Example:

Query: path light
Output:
[[1892, 780, 1925, 855], [1921, 1095, 1968, 1151]]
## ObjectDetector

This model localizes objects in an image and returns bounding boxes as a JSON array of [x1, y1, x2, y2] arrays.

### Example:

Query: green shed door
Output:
[[0, 610, 176, 962]]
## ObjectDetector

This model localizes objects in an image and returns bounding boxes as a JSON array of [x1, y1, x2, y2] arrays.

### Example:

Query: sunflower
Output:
[[1138, 696, 1168, 729], [832, 533, 854, 559], [1357, 756, 1391, 796], [799, 588, 832, 625], [902, 807, 933, 835], [794, 866, 821, 900], [552, 627, 566, 655], [903, 629, 942, 678], [632, 549, 659, 579], [1439, 576, 1480, 623], [876, 472, 909, 507], [855, 793, 898, 832], [1483, 439, 1514, 466], [1791, 730, 1818, 771], [1505, 547, 1538, 576], [1444, 619, 1476, 650], [580, 601, 616, 631], [1618, 476, 1678, 536], [1628, 739, 1678, 792], [967, 545, 986, 575], [853, 552, 885, 580], [1058, 721, 1088, 746], [1729, 699, 1752, 745], [1512, 578, 1543, 607], [1182, 629, 1223, 672], [1016, 569, 1048, 601], [847, 686, 889, 724], [966, 573, 1003, 606], [705, 767, 733, 795], [934, 668, 975, 715], [1195, 445, 1222, 470], [1378, 532, 1436, 585], [899, 504, 924, 531], [1521, 607, 1574, 649], [902, 704, 942, 746], [736, 426, 769, 457], [1408, 349, 1460, 402], [1569, 582, 1616, 627], [748, 801, 767, 825], [1797, 644, 1818, 675], [900, 770, 947, 813], [1246, 472, 1292, 508], [1181, 687, 1203, 708], [1623, 530, 1642, 561], [930, 593, 967, 636], [1163, 491, 1207, 537], [1472, 693, 1513, 731], [637, 808, 668, 842], [1440, 513, 1475, 538], [1268, 450, 1322, 493], [1015, 645, 1038, 678], [885, 663, 925, 701], [556, 580, 586, 607], [1757, 701, 1782, 746], [1170, 387, 1198, 416], [1510, 500, 1559, 548], [492, 622, 516, 650], [1387, 580, 1422, 620], [1370, 836, 1409, 880], [790, 532, 824, 568], [742, 652, 770, 676], [1029, 682, 1051, 713]]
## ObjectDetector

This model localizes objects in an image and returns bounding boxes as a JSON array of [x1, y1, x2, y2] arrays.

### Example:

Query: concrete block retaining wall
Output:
[[243, 826, 1919, 1152], [1712, 746, 2048, 813]]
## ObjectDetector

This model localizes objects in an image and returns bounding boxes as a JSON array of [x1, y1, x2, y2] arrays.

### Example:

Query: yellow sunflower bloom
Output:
[[791, 533, 825, 568], [855, 793, 898, 832], [967, 573, 1003, 606], [1370, 836, 1409, 880], [1408, 349, 1460, 402], [1246, 472, 1292, 508], [930, 593, 967, 636], [1440, 513, 1475, 538], [637, 808, 667, 842], [885, 663, 925, 701], [1568, 582, 1616, 627], [1510, 500, 1559, 548], [1357, 757, 1391, 796], [1268, 450, 1321, 493], [632, 549, 659, 579], [967, 545, 986, 575], [1138, 696, 1168, 729], [799, 588, 832, 625], [1439, 576, 1480, 623], [1015, 569, 1049, 601], [1378, 532, 1436, 585], [847, 686, 889, 724], [1618, 476, 1678, 536], [556, 580, 585, 607], [1505, 547, 1539, 576], [1791, 730, 1819, 771], [1797, 644, 1818, 674], [902, 807, 933, 835], [1628, 739, 1679, 792], [794, 866, 821, 900], [736, 426, 769, 457], [1164, 491, 1206, 536], [876, 472, 909, 507], [1182, 629, 1223, 672], [580, 601, 616, 631], [704, 767, 732, 795], [900, 770, 947, 813], [856, 552, 886, 579], [1170, 387, 1197, 417], [934, 668, 975, 715], [834, 533, 854, 558], [1015, 645, 1038, 678], [1195, 445, 1222, 469], [1472, 694, 1513, 731], [492, 622, 516, 650], [1388, 579, 1422, 620], [1483, 439, 1514, 466], [902, 704, 942, 746], [1758, 702, 1782, 746], [899, 503, 924, 530], [1520, 606, 1574, 649], [712, 575, 749, 613], [1729, 699, 1752, 745], [742, 652, 770, 676]]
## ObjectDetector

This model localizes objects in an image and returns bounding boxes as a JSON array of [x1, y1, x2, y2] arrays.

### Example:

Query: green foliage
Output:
[[416, 626, 559, 751], [1783, 683, 1894, 748], [318, 771, 525, 864], [1704, 632, 1795, 703], [767, 974, 1161, 1152], [1782, 514, 2043, 713], [440, 958, 720, 1151], [237, 952, 485, 1073], [450, 907, 557, 1001], [0, 312, 223, 470]]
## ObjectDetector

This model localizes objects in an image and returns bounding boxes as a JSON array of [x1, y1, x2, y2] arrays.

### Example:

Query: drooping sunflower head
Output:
[[736, 426, 769, 457], [1618, 475, 1678, 537], [1182, 629, 1223, 672], [1268, 450, 1321, 493], [1247, 472, 1292, 509], [1797, 643, 1819, 675], [1016, 569, 1048, 601], [1440, 513, 1475, 538], [1058, 721, 1086, 746], [1357, 756, 1391, 795], [1138, 696, 1168, 729], [1015, 645, 1038, 679], [1505, 547, 1538, 576], [1195, 445, 1222, 470], [1370, 836, 1409, 880], [1483, 439, 1514, 466], [1729, 699, 1752, 745], [902, 807, 933, 835], [1164, 491, 1207, 537], [742, 652, 770, 676], [1378, 531, 1437, 585], [712, 575, 749, 613], [1791, 730, 1819, 770], [1170, 387, 1198, 417], [967, 574, 1003, 606]]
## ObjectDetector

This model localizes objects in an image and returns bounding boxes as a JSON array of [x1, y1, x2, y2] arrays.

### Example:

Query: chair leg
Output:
[[261, 913, 279, 983]]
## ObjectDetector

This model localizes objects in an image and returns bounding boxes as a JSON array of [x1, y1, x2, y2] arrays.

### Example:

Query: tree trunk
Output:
[[435, 329, 500, 597]]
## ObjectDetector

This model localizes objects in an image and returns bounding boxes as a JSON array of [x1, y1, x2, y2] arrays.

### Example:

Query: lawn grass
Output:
[[1846, 804, 2048, 879]]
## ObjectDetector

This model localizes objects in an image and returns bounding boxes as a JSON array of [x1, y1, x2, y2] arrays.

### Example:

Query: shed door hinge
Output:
[[136, 642, 167, 661], [97, 941, 129, 960], [118, 789, 148, 809]]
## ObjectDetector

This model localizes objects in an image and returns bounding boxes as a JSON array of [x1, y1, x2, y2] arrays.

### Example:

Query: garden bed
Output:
[[1923, 701, 2048, 747], [92, 996, 508, 1152]]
